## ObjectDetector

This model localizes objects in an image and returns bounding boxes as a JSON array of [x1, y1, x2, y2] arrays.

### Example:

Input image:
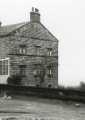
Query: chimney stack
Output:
[[30, 7, 40, 23]]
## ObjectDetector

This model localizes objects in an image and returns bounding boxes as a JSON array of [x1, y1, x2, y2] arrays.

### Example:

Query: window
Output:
[[47, 48, 52, 56], [48, 68, 52, 77], [47, 65, 53, 78], [35, 45, 41, 55], [19, 45, 27, 54], [0, 58, 9, 75]]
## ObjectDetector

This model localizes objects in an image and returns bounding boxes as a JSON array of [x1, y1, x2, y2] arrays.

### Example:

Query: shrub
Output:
[[7, 74, 22, 85]]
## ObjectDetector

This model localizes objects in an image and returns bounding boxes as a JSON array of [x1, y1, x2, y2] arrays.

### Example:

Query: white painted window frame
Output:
[[0, 58, 10, 76]]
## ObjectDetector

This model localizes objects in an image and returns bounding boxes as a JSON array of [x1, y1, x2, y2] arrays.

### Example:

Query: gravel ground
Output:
[[0, 96, 85, 120]]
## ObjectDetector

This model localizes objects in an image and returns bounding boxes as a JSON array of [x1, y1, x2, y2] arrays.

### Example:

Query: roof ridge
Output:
[[1, 21, 27, 28]]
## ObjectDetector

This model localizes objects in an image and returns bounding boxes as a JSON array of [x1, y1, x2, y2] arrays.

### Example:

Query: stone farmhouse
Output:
[[0, 8, 58, 88]]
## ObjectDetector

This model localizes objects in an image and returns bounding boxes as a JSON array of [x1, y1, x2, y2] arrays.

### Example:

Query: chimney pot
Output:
[[35, 8, 39, 13], [32, 7, 34, 12]]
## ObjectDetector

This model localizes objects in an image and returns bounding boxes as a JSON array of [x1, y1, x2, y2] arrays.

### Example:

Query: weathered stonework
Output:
[[0, 8, 58, 88]]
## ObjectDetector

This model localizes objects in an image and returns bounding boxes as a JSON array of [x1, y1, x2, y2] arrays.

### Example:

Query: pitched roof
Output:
[[0, 22, 26, 36], [0, 22, 58, 42]]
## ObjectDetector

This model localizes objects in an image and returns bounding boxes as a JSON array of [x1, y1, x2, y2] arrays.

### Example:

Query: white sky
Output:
[[0, 0, 85, 87]]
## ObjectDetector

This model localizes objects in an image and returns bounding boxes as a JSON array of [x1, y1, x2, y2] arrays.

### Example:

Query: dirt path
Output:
[[0, 96, 85, 119]]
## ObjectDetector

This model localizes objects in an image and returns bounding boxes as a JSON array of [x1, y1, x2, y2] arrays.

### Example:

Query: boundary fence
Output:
[[0, 84, 85, 103]]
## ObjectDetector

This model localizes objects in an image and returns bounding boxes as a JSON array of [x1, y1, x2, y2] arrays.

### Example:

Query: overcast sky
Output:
[[0, 0, 85, 87]]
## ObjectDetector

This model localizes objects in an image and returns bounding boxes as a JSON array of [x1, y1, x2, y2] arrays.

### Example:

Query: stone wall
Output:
[[0, 22, 58, 88]]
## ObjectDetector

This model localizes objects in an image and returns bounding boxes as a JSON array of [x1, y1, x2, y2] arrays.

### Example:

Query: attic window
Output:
[[19, 45, 27, 54]]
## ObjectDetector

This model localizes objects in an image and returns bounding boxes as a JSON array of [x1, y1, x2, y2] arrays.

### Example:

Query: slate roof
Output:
[[0, 21, 58, 41], [0, 22, 26, 36]]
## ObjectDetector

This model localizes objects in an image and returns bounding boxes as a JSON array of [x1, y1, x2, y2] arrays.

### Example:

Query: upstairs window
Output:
[[47, 48, 52, 56], [19, 45, 27, 54], [34, 45, 41, 56]]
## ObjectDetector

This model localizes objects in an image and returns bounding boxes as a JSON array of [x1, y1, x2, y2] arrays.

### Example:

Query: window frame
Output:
[[19, 44, 27, 55], [47, 48, 52, 56], [0, 58, 9, 76], [34, 45, 41, 56], [47, 64, 53, 78]]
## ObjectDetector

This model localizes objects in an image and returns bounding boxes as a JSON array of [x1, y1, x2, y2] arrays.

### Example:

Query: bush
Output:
[[79, 82, 85, 91], [7, 74, 22, 85]]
